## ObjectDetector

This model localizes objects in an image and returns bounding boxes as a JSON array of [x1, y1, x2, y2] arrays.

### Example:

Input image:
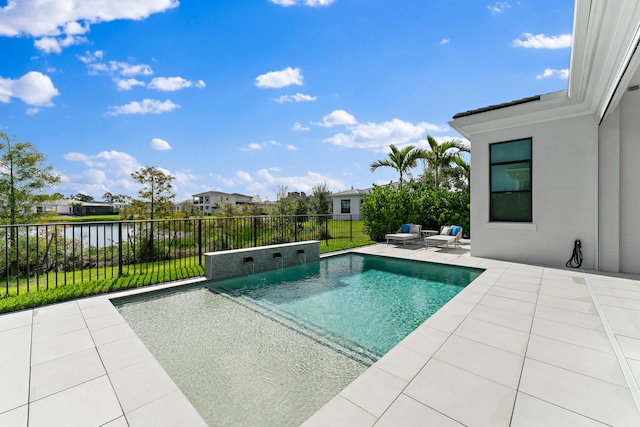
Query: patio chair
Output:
[[423, 225, 462, 252], [385, 223, 422, 246]]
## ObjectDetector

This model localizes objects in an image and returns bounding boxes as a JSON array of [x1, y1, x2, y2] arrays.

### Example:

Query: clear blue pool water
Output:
[[116, 253, 483, 426], [210, 253, 481, 358]]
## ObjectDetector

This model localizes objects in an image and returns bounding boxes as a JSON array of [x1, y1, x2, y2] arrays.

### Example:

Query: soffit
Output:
[[569, 0, 640, 121], [451, 0, 640, 138]]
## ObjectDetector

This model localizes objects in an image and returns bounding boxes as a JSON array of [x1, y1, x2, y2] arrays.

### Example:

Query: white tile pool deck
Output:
[[1, 243, 640, 426]]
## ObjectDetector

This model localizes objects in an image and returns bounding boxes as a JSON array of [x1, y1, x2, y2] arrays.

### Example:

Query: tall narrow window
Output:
[[341, 200, 351, 214], [490, 138, 532, 222]]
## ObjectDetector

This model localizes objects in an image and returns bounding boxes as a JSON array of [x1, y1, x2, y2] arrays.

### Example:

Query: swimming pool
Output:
[[116, 253, 482, 426]]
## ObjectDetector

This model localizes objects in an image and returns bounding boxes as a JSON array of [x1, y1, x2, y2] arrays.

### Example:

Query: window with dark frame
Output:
[[341, 199, 351, 214], [490, 138, 532, 222]]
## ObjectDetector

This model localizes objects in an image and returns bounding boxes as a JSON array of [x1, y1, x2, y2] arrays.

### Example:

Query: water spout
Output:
[[243, 256, 254, 275], [272, 252, 283, 269], [296, 249, 306, 264]]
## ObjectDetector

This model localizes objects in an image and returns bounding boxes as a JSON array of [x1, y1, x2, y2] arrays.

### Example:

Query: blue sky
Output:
[[0, 0, 574, 202]]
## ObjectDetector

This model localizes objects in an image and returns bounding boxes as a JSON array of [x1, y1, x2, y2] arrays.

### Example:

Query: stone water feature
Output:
[[204, 240, 320, 281]]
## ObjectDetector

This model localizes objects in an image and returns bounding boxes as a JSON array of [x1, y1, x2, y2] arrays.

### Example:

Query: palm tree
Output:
[[423, 135, 470, 188], [370, 144, 428, 189]]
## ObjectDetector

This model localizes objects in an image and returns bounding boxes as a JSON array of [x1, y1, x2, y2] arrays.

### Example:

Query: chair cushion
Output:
[[409, 224, 421, 234], [451, 225, 462, 236], [401, 223, 410, 233], [440, 226, 451, 235]]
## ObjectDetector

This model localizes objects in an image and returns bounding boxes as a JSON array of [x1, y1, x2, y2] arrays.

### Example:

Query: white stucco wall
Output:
[[470, 114, 599, 269], [618, 90, 640, 273], [598, 108, 621, 272], [332, 195, 363, 219]]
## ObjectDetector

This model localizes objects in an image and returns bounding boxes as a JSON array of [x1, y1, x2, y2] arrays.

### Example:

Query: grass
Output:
[[0, 220, 375, 314]]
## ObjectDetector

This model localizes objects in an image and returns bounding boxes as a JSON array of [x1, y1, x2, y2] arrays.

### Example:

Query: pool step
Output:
[[207, 287, 379, 367]]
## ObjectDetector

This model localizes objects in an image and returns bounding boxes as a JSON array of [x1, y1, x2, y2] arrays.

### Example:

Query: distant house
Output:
[[330, 188, 369, 220], [37, 200, 116, 216], [192, 191, 253, 216], [449, 1, 640, 274], [170, 199, 197, 214]]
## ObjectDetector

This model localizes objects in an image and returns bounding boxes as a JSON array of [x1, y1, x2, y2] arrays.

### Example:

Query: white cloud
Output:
[[115, 78, 145, 91], [89, 61, 154, 77], [148, 77, 206, 91], [216, 168, 344, 201], [106, 99, 180, 116], [240, 141, 281, 151], [487, 2, 511, 14], [64, 150, 140, 177], [314, 109, 357, 127], [255, 67, 303, 88], [150, 138, 172, 150], [0, 71, 60, 106], [512, 33, 572, 49], [61, 150, 145, 198], [536, 68, 569, 80], [274, 92, 316, 103], [0, 0, 179, 53], [26, 107, 40, 115], [440, 39, 450, 45], [241, 143, 266, 151], [323, 118, 449, 149], [269, 0, 336, 6], [78, 50, 103, 64], [287, 145, 297, 151], [292, 122, 310, 131]]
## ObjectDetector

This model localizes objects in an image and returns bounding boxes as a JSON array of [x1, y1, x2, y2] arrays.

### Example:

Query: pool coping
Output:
[[1, 243, 640, 426]]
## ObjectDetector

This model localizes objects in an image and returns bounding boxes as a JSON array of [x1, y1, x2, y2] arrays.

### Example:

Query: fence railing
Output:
[[0, 214, 362, 296]]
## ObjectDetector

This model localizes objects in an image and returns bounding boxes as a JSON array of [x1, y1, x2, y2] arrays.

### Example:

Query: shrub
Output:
[[361, 183, 470, 241]]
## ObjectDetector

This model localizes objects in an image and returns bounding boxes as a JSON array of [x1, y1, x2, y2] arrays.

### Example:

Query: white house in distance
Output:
[[450, 0, 640, 274], [330, 187, 368, 220], [37, 199, 124, 216], [192, 191, 253, 216]]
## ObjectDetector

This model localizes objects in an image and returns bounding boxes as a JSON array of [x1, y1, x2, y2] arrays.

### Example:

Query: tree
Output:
[[71, 193, 94, 202], [369, 144, 428, 189], [0, 133, 62, 225], [268, 186, 295, 216], [309, 182, 332, 215], [130, 166, 175, 219], [421, 135, 470, 189]]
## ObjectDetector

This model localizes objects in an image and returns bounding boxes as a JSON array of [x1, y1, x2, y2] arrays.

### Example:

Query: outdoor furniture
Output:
[[385, 223, 422, 246], [421, 229, 438, 238], [424, 225, 463, 252]]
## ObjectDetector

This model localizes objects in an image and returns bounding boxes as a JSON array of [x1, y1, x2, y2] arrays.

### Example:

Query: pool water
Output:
[[116, 254, 482, 426]]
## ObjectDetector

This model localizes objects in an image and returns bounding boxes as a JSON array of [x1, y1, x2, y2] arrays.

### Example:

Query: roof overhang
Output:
[[450, 0, 640, 138]]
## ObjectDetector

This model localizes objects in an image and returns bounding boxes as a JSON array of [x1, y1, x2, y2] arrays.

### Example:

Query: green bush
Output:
[[361, 183, 470, 241]]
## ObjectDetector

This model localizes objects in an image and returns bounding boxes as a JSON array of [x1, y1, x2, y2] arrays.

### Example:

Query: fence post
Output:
[[118, 222, 123, 277], [253, 216, 258, 247], [198, 219, 202, 266], [294, 216, 298, 242], [325, 216, 329, 246], [350, 214, 353, 241]]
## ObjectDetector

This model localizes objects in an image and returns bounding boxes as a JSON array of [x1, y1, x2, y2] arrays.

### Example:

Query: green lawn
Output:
[[0, 219, 375, 313]]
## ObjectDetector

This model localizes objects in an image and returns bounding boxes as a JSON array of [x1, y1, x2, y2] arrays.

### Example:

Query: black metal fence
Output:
[[0, 214, 363, 296]]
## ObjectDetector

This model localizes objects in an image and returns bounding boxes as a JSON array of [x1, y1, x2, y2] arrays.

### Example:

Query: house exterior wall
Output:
[[192, 191, 252, 216], [331, 195, 363, 219], [469, 114, 598, 269], [598, 107, 621, 272], [618, 90, 640, 273]]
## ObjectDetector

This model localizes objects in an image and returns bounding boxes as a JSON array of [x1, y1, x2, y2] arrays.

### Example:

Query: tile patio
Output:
[[0, 243, 639, 426]]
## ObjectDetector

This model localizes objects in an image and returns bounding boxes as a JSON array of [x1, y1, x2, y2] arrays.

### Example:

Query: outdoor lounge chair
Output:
[[385, 223, 422, 246], [423, 225, 462, 252]]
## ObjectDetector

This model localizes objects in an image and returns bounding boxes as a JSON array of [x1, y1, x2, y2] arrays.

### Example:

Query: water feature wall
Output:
[[204, 240, 320, 281]]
